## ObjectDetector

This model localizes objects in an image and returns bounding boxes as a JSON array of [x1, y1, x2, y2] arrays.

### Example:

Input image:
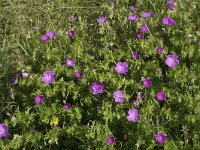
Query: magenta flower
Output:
[[40, 35, 49, 42], [157, 46, 163, 54], [155, 132, 167, 144], [68, 28, 75, 37], [130, 6, 137, 12], [115, 62, 129, 74], [143, 77, 151, 88], [141, 24, 149, 33], [11, 76, 18, 85], [127, 15, 140, 23], [127, 108, 140, 123], [66, 58, 75, 68], [34, 95, 44, 104], [162, 17, 176, 26], [113, 90, 126, 103], [142, 12, 154, 18], [96, 16, 107, 24], [131, 51, 140, 60], [90, 82, 105, 95], [168, 4, 176, 11], [47, 30, 57, 39], [156, 91, 166, 101], [133, 100, 139, 106], [135, 33, 144, 39], [165, 54, 179, 68], [0, 123, 9, 139], [42, 70, 56, 84], [64, 103, 72, 110], [107, 135, 115, 145], [167, 0, 176, 5], [75, 71, 83, 78]]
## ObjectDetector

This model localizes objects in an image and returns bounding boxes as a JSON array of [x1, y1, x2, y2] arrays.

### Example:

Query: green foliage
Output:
[[0, 0, 200, 149]]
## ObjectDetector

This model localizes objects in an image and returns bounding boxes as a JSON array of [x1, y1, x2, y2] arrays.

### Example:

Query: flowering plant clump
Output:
[[1, 0, 200, 149]]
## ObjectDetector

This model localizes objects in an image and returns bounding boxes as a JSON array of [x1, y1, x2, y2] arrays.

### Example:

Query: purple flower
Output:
[[127, 15, 140, 23], [135, 33, 144, 39], [68, 28, 75, 37], [131, 51, 140, 60], [90, 82, 105, 95], [113, 90, 126, 103], [11, 76, 18, 85], [40, 34, 49, 42], [41, 70, 56, 84], [155, 132, 167, 144], [127, 108, 140, 123], [64, 103, 72, 110], [0, 123, 9, 139], [162, 17, 176, 26], [133, 100, 139, 106], [143, 77, 151, 88], [109, 0, 117, 3], [157, 46, 163, 54], [22, 71, 28, 78], [107, 135, 115, 145], [47, 30, 57, 39], [34, 95, 44, 104], [165, 54, 179, 68], [141, 24, 149, 33], [75, 71, 83, 78], [66, 58, 75, 68], [96, 16, 107, 24], [156, 91, 166, 101], [142, 12, 154, 18], [130, 6, 137, 12], [168, 4, 176, 11], [137, 92, 142, 100], [167, 0, 176, 5], [115, 62, 129, 74]]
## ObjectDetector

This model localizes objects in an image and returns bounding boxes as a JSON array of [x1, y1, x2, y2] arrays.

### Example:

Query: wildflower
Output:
[[75, 71, 83, 78], [64, 103, 72, 110], [109, 0, 117, 3], [41, 70, 56, 84], [141, 24, 149, 33], [131, 51, 140, 60], [90, 82, 105, 95], [40, 34, 49, 42], [156, 91, 166, 101], [142, 12, 154, 18], [137, 92, 142, 100], [127, 15, 140, 23], [66, 58, 75, 68], [113, 90, 126, 103], [133, 100, 139, 106], [68, 28, 75, 37], [127, 108, 140, 122], [47, 30, 57, 39], [96, 16, 107, 24], [0, 123, 9, 139], [115, 62, 129, 74], [165, 54, 179, 68], [22, 71, 28, 78], [51, 117, 59, 126], [135, 33, 144, 39], [34, 95, 44, 104], [162, 17, 176, 26], [143, 77, 151, 88], [168, 4, 176, 11], [107, 135, 115, 145], [11, 76, 18, 85], [167, 0, 176, 5], [157, 46, 163, 54], [130, 6, 137, 12], [155, 132, 167, 144]]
